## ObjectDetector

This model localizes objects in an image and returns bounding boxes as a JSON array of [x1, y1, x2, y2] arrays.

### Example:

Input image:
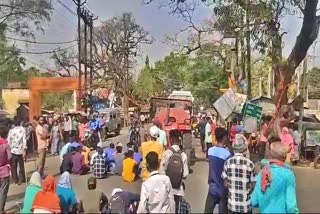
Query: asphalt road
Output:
[[5, 129, 320, 213]]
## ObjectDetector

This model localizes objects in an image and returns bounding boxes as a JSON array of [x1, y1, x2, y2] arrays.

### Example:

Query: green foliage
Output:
[[133, 51, 227, 107], [0, 24, 26, 88], [41, 91, 74, 112], [308, 67, 320, 99]]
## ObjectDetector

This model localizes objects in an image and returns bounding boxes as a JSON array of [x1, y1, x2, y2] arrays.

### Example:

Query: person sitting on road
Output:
[[111, 142, 125, 175], [72, 146, 90, 175], [60, 146, 76, 175], [141, 126, 164, 181], [81, 177, 108, 213], [137, 152, 175, 213], [109, 188, 140, 213], [56, 171, 78, 213], [160, 129, 189, 213], [104, 143, 116, 171], [122, 149, 138, 182], [133, 145, 142, 173], [90, 142, 105, 165], [92, 147, 107, 179], [60, 134, 77, 163], [31, 175, 61, 213], [22, 172, 42, 213]]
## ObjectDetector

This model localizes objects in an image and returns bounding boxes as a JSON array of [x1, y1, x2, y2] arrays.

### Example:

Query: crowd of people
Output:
[[0, 109, 301, 213]]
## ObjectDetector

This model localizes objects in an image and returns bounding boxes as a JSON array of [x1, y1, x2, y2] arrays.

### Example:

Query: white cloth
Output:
[[205, 123, 212, 143], [7, 126, 27, 155], [157, 129, 167, 146], [159, 145, 189, 196], [137, 171, 175, 213]]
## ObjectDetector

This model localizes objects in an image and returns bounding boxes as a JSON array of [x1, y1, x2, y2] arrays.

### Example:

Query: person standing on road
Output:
[[7, 119, 27, 185], [204, 127, 231, 214], [36, 116, 49, 178], [137, 152, 175, 213], [251, 142, 299, 213], [160, 129, 189, 213], [153, 119, 167, 148], [222, 138, 255, 214], [51, 120, 62, 156], [0, 127, 11, 213], [205, 117, 213, 158], [141, 126, 164, 180], [199, 114, 207, 153], [63, 115, 72, 143]]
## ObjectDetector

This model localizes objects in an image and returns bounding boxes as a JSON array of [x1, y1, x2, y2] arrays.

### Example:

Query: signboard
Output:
[[243, 102, 263, 121], [306, 130, 320, 147], [214, 89, 238, 120]]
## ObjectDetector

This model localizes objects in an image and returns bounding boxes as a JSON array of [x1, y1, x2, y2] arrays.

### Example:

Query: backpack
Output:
[[108, 192, 128, 214], [165, 147, 184, 189]]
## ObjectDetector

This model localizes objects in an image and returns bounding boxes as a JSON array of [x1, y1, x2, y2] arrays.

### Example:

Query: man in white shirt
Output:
[[159, 129, 189, 213], [7, 120, 27, 185], [205, 117, 213, 158], [137, 151, 175, 213]]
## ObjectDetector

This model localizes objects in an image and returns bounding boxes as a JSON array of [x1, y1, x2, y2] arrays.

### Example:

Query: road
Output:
[[5, 129, 320, 213]]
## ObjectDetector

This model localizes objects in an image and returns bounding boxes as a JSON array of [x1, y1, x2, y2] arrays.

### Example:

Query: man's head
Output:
[[206, 116, 212, 123], [133, 145, 139, 153], [38, 116, 45, 126], [233, 134, 248, 154], [0, 126, 8, 139], [170, 130, 180, 146], [215, 127, 228, 145], [88, 177, 97, 190], [116, 143, 123, 153], [97, 147, 104, 155], [146, 151, 159, 173], [13, 119, 21, 127], [270, 142, 289, 162], [110, 143, 115, 149], [127, 149, 134, 158], [149, 126, 160, 140]]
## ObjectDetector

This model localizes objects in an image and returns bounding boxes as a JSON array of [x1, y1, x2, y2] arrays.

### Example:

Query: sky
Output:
[[15, 0, 320, 73]]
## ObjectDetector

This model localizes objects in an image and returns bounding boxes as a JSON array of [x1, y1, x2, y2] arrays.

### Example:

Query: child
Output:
[[133, 145, 142, 166], [112, 143, 124, 175], [122, 150, 138, 182]]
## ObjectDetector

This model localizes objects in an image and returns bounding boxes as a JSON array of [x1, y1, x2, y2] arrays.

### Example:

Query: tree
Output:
[[0, 24, 25, 88], [0, 0, 52, 37], [308, 67, 320, 99], [146, 0, 320, 133]]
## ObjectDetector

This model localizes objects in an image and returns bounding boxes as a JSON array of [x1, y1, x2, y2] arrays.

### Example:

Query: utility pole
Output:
[[246, 0, 252, 98], [88, 14, 97, 88], [73, 0, 86, 110], [82, 9, 88, 91]]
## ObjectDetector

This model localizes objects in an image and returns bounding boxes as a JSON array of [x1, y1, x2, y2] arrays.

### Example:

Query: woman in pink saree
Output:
[[280, 127, 295, 163]]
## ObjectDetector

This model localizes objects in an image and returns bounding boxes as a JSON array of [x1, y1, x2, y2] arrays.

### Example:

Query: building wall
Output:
[[2, 89, 29, 116]]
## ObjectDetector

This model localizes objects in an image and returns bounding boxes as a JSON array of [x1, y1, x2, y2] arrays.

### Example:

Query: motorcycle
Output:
[[192, 123, 199, 138], [129, 126, 141, 147]]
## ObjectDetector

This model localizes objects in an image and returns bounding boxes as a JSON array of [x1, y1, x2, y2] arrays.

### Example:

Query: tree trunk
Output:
[[271, 0, 319, 136]]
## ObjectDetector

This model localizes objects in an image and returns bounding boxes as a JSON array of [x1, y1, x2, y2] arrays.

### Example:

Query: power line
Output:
[[0, 44, 77, 55], [5, 36, 77, 45], [55, 0, 77, 16]]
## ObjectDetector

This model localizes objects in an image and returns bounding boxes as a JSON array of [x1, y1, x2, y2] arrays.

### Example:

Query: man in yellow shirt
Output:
[[122, 149, 137, 182], [141, 126, 163, 181]]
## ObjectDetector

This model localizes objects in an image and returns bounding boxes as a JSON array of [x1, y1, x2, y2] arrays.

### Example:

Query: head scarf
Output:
[[58, 171, 72, 189], [29, 172, 41, 188], [280, 127, 294, 153], [32, 175, 61, 213]]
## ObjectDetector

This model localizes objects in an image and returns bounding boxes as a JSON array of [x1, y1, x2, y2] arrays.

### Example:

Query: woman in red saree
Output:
[[32, 175, 61, 213]]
